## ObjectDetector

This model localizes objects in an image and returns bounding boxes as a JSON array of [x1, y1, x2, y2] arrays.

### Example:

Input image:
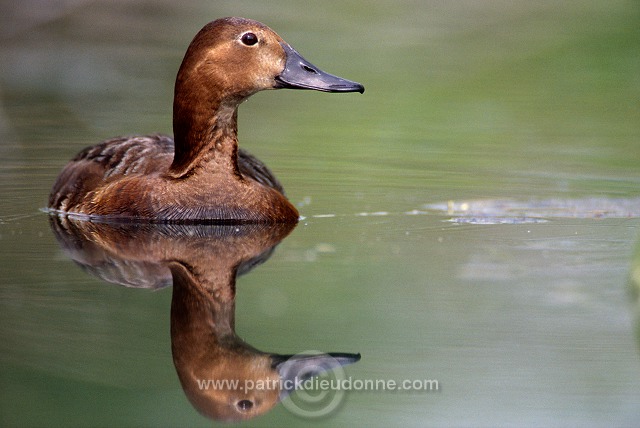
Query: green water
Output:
[[1, 1, 639, 426]]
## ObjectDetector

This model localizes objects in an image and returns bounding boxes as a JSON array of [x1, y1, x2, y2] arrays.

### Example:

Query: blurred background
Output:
[[1, 0, 639, 426]]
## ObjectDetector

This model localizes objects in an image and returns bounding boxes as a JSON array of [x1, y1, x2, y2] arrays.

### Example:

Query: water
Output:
[[1, 1, 639, 426]]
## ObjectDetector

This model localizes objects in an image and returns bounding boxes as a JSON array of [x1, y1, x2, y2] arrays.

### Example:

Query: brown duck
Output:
[[49, 17, 363, 223]]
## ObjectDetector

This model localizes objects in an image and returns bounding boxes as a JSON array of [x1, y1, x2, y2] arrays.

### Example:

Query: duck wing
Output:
[[48, 135, 175, 212], [49, 134, 285, 212], [237, 149, 285, 195]]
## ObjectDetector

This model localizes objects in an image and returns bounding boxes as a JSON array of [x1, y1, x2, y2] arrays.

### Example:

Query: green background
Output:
[[1, 0, 639, 426]]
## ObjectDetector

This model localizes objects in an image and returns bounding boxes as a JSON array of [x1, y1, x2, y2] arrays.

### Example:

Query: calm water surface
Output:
[[1, 1, 639, 427]]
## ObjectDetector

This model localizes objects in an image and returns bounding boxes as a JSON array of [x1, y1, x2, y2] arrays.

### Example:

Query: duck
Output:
[[48, 17, 364, 223]]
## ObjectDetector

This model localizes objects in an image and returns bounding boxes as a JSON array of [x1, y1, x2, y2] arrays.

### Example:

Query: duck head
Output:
[[171, 17, 364, 175], [175, 17, 364, 101]]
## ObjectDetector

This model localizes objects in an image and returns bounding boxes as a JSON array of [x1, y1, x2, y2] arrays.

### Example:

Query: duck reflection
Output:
[[49, 217, 360, 421]]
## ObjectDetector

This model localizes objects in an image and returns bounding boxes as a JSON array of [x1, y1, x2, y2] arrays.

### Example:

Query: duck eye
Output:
[[236, 399, 254, 411], [241, 32, 258, 46]]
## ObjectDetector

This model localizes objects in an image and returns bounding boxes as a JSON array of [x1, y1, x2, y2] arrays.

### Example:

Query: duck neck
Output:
[[170, 261, 238, 348], [170, 82, 243, 178]]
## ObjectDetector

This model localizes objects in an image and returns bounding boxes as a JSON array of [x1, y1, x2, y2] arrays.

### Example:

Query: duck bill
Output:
[[272, 351, 361, 398], [275, 43, 364, 94]]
